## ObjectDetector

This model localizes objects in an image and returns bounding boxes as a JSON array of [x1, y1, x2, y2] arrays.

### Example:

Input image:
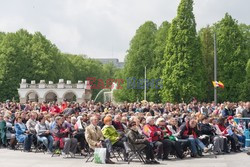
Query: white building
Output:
[[18, 79, 92, 103]]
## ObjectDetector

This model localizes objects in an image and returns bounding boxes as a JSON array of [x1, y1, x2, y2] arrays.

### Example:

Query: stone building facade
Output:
[[18, 79, 92, 103]]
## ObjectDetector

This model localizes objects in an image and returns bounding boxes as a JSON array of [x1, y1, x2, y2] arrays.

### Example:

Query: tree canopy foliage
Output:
[[114, 0, 250, 103], [1, 0, 249, 103], [0, 30, 117, 101]]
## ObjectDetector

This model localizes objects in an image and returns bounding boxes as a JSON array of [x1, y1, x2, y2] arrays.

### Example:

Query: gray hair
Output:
[[146, 116, 154, 124], [55, 116, 62, 122], [90, 116, 98, 123]]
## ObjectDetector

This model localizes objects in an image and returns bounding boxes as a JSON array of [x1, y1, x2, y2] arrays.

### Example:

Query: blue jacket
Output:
[[15, 123, 27, 142]]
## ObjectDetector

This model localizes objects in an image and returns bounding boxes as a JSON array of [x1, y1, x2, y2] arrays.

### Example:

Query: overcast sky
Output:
[[0, 0, 249, 61]]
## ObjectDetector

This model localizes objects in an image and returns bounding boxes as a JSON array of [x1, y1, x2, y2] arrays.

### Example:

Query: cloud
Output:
[[0, 0, 249, 61]]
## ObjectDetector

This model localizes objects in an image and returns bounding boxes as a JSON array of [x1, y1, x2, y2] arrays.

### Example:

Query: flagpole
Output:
[[214, 33, 217, 105]]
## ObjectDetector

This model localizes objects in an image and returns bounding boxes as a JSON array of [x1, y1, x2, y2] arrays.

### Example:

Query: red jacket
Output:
[[53, 124, 69, 148], [179, 122, 199, 139], [143, 124, 163, 142], [217, 124, 228, 135], [112, 121, 124, 132], [41, 105, 48, 112], [50, 106, 61, 114]]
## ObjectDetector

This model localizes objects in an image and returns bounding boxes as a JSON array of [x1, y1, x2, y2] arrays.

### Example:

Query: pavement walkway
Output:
[[0, 149, 249, 167]]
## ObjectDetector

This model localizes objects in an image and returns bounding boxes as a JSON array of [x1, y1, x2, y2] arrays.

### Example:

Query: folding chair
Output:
[[111, 146, 124, 161], [124, 141, 146, 164], [51, 141, 62, 157], [14, 142, 24, 151], [85, 147, 94, 162], [35, 139, 46, 154]]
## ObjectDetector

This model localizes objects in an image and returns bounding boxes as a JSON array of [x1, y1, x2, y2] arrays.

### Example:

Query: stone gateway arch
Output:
[[18, 79, 92, 103]]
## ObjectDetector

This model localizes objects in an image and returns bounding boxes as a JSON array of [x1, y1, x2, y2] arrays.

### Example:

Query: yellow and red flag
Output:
[[212, 81, 224, 89]]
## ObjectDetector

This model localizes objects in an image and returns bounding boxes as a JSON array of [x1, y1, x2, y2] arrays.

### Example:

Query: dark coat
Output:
[[242, 109, 250, 118], [127, 129, 147, 151], [179, 122, 200, 139], [200, 123, 215, 136]]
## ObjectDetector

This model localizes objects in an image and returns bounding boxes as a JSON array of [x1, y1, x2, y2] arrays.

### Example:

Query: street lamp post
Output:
[[214, 33, 217, 105]]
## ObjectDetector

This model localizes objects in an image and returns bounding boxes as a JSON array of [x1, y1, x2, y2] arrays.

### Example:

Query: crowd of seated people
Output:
[[0, 100, 250, 164]]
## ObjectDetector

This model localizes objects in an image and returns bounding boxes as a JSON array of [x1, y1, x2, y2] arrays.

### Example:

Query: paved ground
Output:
[[0, 149, 250, 167]]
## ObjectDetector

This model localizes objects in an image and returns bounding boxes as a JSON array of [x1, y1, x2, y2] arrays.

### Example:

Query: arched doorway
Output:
[[63, 92, 77, 102], [45, 91, 57, 102], [26, 91, 39, 102]]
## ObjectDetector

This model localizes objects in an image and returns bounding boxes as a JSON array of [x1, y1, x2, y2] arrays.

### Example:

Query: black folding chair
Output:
[[124, 141, 146, 164], [35, 139, 46, 154], [51, 141, 62, 157], [111, 146, 124, 161], [14, 142, 24, 151], [85, 147, 94, 162]]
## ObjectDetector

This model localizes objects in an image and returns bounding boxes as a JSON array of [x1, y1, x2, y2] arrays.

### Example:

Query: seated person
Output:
[[121, 116, 128, 131], [216, 117, 238, 152], [0, 114, 7, 147], [156, 118, 184, 159], [143, 116, 171, 160], [102, 116, 128, 161], [167, 118, 180, 136], [85, 116, 114, 164], [26, 112, 38, 146], [167, 118, 191, 152], [14, 117, 32, 151], [112, 115, 125, 134], [127, 121, 159, 164], [4, 115, 16, 149], [73, 115, 88, 155], [228, 116, 245, 149], [35, 115, 53, 153], [53, 116, 78, 157], [179, 118, 210, 157], [200, 116, 224, 154]]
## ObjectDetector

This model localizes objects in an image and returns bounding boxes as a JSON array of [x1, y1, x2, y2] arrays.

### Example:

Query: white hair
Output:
[[155, 118, 165, 126], [146, 116, 154, 124]]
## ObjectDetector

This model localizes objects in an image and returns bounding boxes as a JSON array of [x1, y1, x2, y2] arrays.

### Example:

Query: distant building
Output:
[[18, 79, 92, 103], [94, 58, 124, 68]]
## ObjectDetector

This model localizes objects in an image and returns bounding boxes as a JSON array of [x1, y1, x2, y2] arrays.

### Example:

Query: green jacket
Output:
[[101, 125, 119, 145], [0, 120, 6, 131]]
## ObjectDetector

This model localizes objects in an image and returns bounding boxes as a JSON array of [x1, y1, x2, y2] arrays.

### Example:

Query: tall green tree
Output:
[[161, 0, 206, 103], [0, 30, 73, 101], [29, 32, 67, 82], [239, 24, 250, 100], [148, 21, 170, 102], [198, 26, 214, 101], [0, 29, 120, 101], [242, 59, 250, 101], [0, 30, 33, 100], [216, 13, 247, 102], [0, 32, 5, 40], [239, 24, 250, 59], [114, 21, 157, 102]]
